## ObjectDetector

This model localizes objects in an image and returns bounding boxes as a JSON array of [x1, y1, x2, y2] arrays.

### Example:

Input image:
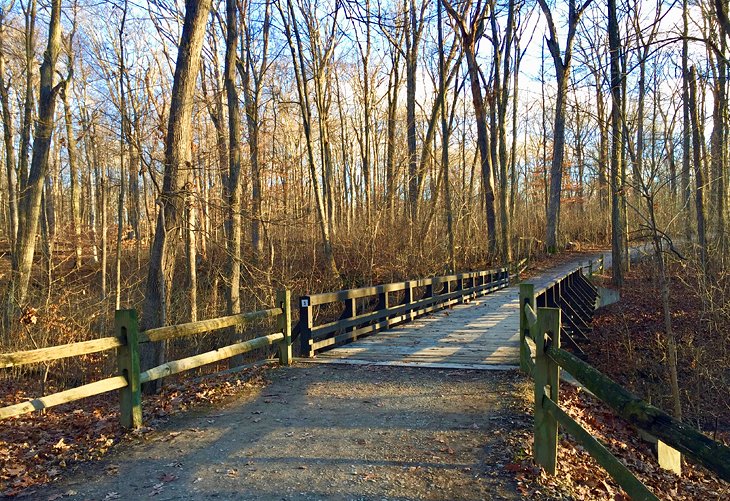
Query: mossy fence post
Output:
[[116, 309, 142, 429], [519, 283, 536, 373], [533, 307, 561, 474]]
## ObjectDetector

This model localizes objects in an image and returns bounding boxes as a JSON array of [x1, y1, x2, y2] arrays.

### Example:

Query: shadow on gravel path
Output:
[[39, 364, 533, 501]]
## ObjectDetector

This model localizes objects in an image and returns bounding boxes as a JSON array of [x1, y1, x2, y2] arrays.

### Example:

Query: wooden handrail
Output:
[[299, 267, 512, 357], [304, 267, 508, 306], [521, 282, 730, 494], [541, 395, 658, 501], [310, 278, 507, 339], [140, 307, 282, 343], [0, 294, 293, 430], [0, 336, 125, 368], [546, 344, 730, 482], [0, 376, 129, 420], [140, 333, 285, 383]]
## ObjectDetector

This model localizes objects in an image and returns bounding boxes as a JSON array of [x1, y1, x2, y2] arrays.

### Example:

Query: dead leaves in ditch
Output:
[[0, 366, 269, 497], [507, 383, 730, 500]]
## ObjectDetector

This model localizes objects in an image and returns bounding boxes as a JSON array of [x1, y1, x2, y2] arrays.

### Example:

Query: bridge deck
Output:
[[310, 255, 606, 369]]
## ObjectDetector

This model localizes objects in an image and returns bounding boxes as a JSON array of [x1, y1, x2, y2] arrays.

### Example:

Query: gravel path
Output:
[[38, 364, 533, 501]]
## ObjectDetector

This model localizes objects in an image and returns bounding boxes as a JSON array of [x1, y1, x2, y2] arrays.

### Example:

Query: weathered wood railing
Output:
[[299, 265, 523, 358], [520, 273, 730, 498], [519, 263, 600, 371], [0, 290, 292, 429]]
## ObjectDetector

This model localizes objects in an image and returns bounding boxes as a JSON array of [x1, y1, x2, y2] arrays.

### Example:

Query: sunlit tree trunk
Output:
[[6, 0, 61, 322], [0, 11, 17, 249], [608, 0, 624, 287], [141, 0, 212, 392]]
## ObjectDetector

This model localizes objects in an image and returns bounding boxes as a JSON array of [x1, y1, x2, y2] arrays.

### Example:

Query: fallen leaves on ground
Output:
[[507, 370, 730, 499], [503, 260, 730, 499], [0, 364, 270, 497]]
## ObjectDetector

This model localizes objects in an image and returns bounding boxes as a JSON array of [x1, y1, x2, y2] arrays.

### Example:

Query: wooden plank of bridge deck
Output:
[[312, 255, 605, 369]]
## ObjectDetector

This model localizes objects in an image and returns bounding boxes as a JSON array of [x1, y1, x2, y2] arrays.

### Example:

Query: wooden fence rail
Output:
[[0, 290, 293, 428], [519, 263, 599, 373], [520, 269, 730, 499], [299, 263, 526, 358], [1, 257, 532, 428]]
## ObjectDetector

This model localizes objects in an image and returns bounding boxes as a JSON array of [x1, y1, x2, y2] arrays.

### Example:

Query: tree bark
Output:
[[141, 0, 212, 392], [442, 0, 497, 256], [609, 0, 624, 287], [5, 0, 62, 321], [61, 73, 83, 270], [689, 67, 707, 272], [537, 0, 590, 252], [682, 0, 692, 241]]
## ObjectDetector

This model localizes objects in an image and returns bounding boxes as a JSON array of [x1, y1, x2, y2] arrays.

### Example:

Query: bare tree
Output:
[[608, 0, 623, 287], [537, 0, 592, 253], [5, 0, 62, 322], [442, 0, 497, 256], [141, 0, 213, 391]]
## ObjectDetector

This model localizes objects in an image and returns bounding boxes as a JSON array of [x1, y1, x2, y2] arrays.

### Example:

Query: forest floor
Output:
[[3, 250, 730, 500]]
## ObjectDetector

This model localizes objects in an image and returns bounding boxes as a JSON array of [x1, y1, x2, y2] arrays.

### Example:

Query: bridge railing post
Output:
[[377, 289, 389, 325], [299, 296, 314, 358], [116, 309, 142, 429], [277, 290, 292, 366], [405, 282, 415, 321], [534, 307, 561, 475], [519, 283, 535, 374]]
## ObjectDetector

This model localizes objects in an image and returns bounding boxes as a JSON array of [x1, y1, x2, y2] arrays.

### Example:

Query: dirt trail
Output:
[[38, 364, 532, 501]]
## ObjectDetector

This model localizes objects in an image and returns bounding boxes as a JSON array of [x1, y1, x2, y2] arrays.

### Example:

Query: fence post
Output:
[[405, 281, 415, 321], [116, 309, 142, 429], [534, 307, 561, 475], [299, 296, 314, 358], [377, 289, 390, 328], [589, 259, 593, 278], [519, 283, 535, 374], [277, 290, 292, 365]]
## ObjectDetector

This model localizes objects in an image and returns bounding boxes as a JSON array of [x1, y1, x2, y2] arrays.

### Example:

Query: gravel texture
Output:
[[36, 363, 532, 500]]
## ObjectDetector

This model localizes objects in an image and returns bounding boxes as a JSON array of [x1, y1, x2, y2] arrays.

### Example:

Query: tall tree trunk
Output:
[[241, 0, 271, 266], [385, 46, 401, 223], [689, 67, 707, 272], [185, 173, 198, 322], [17, 0, 36, 192], [494, 0, 515, 262], [537, 0, 589, 252], [225, 0, 243, 354], [141, 0, 212, 392], [278, 0, 338, 277], [682, 0, 692, 240], [62, 83, 83, 269], [442, 0, 497, 256], [608, 0, 624, 287], [438, 0, 455, 272], [5, 0, 61, 322], [0, 12, 17, 249], [115, 3, 128, 310], [711, 35, 727, 248], [405, 0, 419, 222]]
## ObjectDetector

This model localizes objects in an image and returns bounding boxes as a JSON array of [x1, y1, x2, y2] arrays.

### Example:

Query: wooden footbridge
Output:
[[297, 257, 600, 370], [2, 252, 730, 500]]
